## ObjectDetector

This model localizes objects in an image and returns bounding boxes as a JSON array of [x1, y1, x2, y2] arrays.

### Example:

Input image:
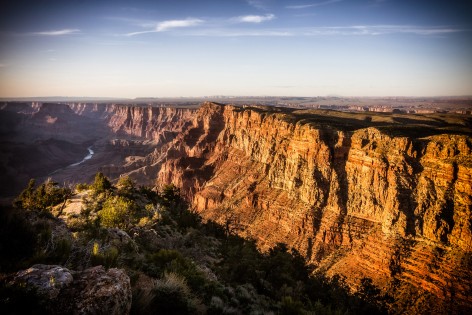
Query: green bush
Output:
[[91, 172, 112, 194], [99, 196, 134, 229], [117, 176, 136, 197], [14, 179, 71, 211], [160, 184, 181, 207], [145, 273, 203, 315], [75, 183, 89, 192], [149, 249, 183, 267], [90, 242, 119, 269]]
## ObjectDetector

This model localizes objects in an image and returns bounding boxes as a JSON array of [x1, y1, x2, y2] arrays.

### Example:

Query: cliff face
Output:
[[75, 102, 472, 311], [189, 105, 471, 247]]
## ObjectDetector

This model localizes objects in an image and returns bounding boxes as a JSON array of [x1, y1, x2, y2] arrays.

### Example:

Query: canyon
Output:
[[1, 101, 471, 313]]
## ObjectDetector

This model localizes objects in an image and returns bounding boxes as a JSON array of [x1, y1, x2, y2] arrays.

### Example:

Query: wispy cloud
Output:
[[156, 18, 204, 32], [184, 25, 462, 37], [286, 0, 343, 9], [302, 25, 462, 36], [31, 29, 80, 36], [236, 14, 275, 23], [123, 19, 463, 38], [125, 18, 204, 36]]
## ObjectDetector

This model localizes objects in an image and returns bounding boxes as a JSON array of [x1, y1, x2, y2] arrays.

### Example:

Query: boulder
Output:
[[14, 264, 73, 299], [71, 266, 132, 315], [12, 265, 132, 315]]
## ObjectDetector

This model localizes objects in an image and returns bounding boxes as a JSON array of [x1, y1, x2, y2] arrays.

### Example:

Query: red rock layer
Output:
[[75, 102, 472, 311]]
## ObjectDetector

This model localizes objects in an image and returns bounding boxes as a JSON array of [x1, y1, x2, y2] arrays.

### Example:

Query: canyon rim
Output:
[[1, 101, 471, 313]]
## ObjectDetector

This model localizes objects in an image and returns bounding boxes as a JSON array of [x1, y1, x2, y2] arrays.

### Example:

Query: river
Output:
[[48, 146, 94, 176], [70, 146, 94, 167]]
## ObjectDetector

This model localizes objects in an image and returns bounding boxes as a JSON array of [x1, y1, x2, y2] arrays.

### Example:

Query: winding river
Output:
[[70, 146, 94, 167], [48, 146, 94, 176]]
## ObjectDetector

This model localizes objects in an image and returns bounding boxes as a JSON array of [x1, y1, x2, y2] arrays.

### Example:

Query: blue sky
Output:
[[0, 0, 471, 97]]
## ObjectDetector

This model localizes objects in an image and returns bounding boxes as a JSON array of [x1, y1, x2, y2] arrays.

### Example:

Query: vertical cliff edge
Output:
[[71, 102, 471, 312]]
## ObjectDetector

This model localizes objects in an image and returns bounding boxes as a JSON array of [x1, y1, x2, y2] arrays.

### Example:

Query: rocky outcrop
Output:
[[12, 264, 132, 315], [14, 264, 73, 299], [69, 266, 132, 315]]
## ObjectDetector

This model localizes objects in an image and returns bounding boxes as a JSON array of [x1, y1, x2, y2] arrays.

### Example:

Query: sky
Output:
[[0, 0, 471, 98]]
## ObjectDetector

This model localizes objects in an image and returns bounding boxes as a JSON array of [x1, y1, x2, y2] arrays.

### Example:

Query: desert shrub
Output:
[[46, 238, 72, 265], [207, 295, 225, 314], [75, 183, 89, 192], [27, 219, 53, 264], [90, 242, 119, 269], [134, 272, 204, 315], [99, 196, 134, 229], [167, 256, 208, 292], [13, 179, 36, 209], [261, 243, 313, 297], [103, 246, 119, 268], [90, 172, 112, 195], [175, 208, 202, 230], [0, 203, 75, 270], [160, 184, 181, 207], [144, 249, 209, 293], [148, 249, 183, 267], [117, 176, 136, 197], [154, 185, 201, 231], [138, 216, 152, 227], [138, 185, 159, 203], [14, 179, 71, 211], [279, 296, 306, 315], [217, 236, 262, 286]]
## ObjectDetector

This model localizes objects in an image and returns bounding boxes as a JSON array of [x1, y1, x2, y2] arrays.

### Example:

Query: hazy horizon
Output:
[[1, 0, 471, 98], [2, 95, 472, 102]]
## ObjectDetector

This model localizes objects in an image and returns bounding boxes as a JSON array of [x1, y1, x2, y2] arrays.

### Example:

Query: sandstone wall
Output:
[[73, 102, 472, 309]]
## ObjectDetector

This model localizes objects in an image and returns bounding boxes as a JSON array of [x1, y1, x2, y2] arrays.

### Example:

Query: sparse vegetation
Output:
[[14, 178, 71, 212], [1, 174, 390, 314]]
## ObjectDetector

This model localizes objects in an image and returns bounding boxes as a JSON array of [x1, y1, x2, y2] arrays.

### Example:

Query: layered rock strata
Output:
[[96, 102, 471, 311], [8, 102, 468, 311]]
